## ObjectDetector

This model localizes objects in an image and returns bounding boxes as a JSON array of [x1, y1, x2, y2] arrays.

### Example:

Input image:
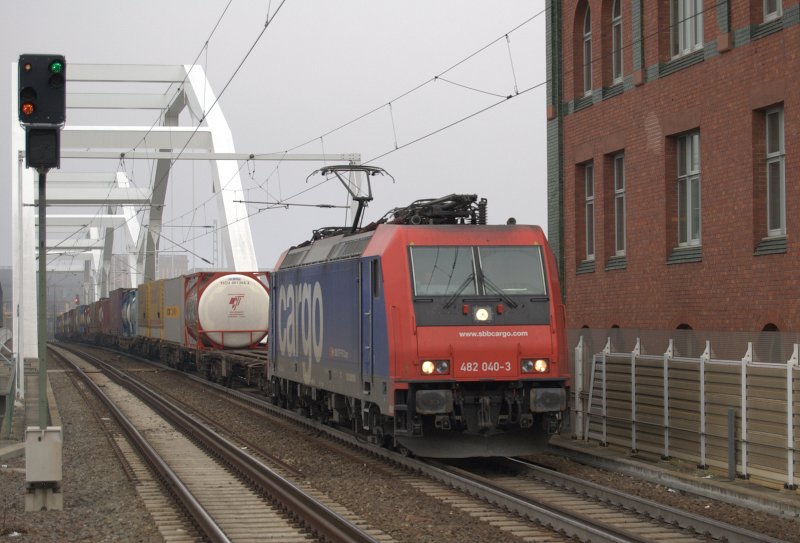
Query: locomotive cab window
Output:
[[410, 245, 547, 298], [477, 246, 547, 297], [410, 247, 476, 296]]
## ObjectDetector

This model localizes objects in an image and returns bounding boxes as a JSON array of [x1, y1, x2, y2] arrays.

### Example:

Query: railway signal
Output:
[[18, 57, 68, 507], [18, 54, 66, 128], [18, 54, 66, 170]]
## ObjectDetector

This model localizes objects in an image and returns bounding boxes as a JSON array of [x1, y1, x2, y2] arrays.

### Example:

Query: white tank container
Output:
[[185, 273, 269, 349]]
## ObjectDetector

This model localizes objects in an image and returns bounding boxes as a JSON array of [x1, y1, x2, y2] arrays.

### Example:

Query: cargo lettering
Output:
[[277, 281, 324, 364]]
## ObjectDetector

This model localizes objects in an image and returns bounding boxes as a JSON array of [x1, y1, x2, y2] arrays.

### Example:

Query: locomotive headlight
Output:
[[474, 307, 490, 322], [521, 358, 550, 373], [421, 360, 450, 375]]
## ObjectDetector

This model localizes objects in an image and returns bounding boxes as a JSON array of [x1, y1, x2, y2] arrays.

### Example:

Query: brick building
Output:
[[546, 1, 798, 332]]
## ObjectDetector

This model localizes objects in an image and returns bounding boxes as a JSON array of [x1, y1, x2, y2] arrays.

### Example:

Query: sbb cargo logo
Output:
[[276, 281, 324, 365]]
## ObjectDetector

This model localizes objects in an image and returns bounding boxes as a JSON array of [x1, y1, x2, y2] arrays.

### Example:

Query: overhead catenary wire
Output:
[[121, 0, 235, 159], [208, 7, 549, 230], [277, 8, 546, 156], [97, 0, 290, 259], [175, 82, 543, 248], [52, 3, 720, 268], [43, 0, 237, 261], [168, 9, 552, 247], [49, 7, 544, 265], [275, 0, 727, 163], [142, 2, 294, 241], [230, 0, 721, 218], [54, 5, 543, 262]]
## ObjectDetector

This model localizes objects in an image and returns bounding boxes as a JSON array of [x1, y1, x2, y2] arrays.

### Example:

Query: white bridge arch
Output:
[[10, 62, 360, 395]]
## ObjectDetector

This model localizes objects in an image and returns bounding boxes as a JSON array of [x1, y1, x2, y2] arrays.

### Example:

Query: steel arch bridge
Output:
[[10, 62, 360, 396]]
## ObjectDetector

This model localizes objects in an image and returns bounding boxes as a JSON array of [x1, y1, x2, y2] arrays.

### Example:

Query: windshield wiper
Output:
[[482, 276, 518, 308], [443, 273, 475, 309]]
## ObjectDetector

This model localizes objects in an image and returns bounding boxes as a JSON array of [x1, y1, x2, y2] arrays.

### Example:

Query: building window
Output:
[[585, 163, 595, 260], [677, 132, 701, 246], [671, 0, 703, 57], [764, 0, 782, 21], [583, 8, 593, 95], [766, 107, 785, 236], [612, 0, 623, 83], [614, 154, 626, 255]]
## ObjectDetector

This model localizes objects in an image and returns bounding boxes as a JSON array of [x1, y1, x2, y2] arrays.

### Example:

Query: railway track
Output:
[[175, 372, 790, 542], [427, 457, 790, 543], [157, 364, 788, 542], [59, 343, 795, 543], [50, 345, 384, 543]]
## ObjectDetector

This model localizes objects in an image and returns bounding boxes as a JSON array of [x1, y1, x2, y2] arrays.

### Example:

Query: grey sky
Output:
[[1, 1, 548, 271]]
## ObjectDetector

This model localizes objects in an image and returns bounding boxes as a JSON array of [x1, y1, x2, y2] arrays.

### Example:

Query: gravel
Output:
[[1, 369, 161, 542], [137, 369, 532, 543], [527, 452, 800, 543], [3, 354, 800, 542]]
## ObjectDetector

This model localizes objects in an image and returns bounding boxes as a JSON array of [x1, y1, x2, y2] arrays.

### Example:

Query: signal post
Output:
[[18, 53, 65, 511]]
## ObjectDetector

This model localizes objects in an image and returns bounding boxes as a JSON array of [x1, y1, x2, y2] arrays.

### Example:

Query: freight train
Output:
[[56, 190, 569, 458], [57, 271, 271, 386]]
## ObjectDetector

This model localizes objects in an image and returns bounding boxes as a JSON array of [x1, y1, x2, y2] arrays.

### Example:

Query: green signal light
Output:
[[49, 60, 64, 74]]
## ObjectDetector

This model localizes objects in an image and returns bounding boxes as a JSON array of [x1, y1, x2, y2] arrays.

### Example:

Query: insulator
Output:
[[478, 198, 487, 225]]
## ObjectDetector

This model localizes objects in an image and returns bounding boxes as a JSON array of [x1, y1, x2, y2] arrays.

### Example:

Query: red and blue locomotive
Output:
[[269, 185, 568, 457]]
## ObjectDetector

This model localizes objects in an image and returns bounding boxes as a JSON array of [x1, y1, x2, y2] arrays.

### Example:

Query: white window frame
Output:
[[585, 163, 595, 260], [583, 8, 593, 96], [764, 0, 782, 22], [614, 154, 626, 255], [766, 107, 785, 237], [677, 132, 701, 247], [671, 0, 703, 57], [612, 0, 623, 83]]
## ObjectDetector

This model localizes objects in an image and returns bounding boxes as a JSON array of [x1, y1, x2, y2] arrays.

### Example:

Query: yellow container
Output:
[[138, 279, 165, 339]]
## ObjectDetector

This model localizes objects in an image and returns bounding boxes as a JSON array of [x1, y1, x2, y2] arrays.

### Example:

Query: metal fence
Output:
[[569, 329, 800, 490]]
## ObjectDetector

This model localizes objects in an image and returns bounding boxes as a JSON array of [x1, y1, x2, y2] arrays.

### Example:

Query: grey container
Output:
[[163, 275, 186, 345]]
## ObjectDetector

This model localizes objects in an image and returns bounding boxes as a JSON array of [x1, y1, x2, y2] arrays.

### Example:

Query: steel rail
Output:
[[113, 353, 654, 542], [505, 457, 789, 543], [49, 346, 230, 543], [62, 344, 380, 543], [189, 369, 792, 542], [89, 345, 789, 543], [420, 459, 655, 543]]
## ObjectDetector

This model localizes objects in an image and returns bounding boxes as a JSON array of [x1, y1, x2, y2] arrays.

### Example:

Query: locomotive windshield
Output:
[[410, 246, 546, 297], [477, 246, 546, 295], [411, 247, 477, 296]]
